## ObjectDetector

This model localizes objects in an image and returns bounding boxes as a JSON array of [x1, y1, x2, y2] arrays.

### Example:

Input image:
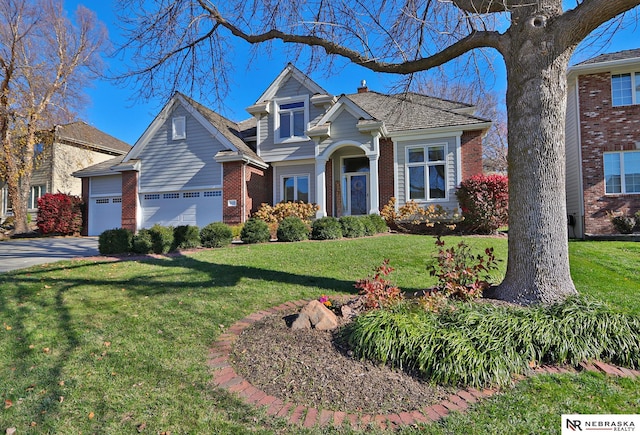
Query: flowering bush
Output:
[[254, 201, 318, 224], [354, 259, 404, 309], [318, 295, 332, 307], [36, 193, 83, 235], [380, 197, 461, 234], [455, 174, 508, 234]]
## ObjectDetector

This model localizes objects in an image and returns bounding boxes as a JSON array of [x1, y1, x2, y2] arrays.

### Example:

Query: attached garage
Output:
[[140, 189, 222, 229], [87, 175, 122, 236]]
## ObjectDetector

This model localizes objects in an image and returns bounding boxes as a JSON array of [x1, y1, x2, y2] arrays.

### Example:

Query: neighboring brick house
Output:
[[75, 64, 490, 236], [565, 49, 640, 238], [0, 121, 130, 223]]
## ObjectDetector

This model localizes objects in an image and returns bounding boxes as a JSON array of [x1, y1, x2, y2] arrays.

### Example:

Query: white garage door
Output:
[[140, 190, 222, 229], [88, 197, 122, 236]]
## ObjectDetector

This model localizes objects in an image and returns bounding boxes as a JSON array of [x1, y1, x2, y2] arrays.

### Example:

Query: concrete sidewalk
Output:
[[0, 237, 99, 273]]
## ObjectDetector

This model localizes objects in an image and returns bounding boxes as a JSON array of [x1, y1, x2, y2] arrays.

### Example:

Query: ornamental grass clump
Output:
[[339, 295, 640, 388]]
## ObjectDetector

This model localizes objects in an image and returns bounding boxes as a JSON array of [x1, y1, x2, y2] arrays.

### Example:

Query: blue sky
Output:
[[67, 1, 640, 145]]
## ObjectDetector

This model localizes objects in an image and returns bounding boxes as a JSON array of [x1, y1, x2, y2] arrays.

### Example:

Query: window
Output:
[[282, 175, 309, 202], [406, 145, 447, 200], [604, 151, 640, 194], [611, 73, 640, 106], [28, 185, 47, 209], [276, 98, 307, 142], [172, 116, 186, 140]]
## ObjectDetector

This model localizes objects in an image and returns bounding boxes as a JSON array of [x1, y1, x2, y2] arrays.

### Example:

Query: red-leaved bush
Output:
[[455, 174, 508, 234], [37, 193, 83, 235], [354, 259, 404, 309]]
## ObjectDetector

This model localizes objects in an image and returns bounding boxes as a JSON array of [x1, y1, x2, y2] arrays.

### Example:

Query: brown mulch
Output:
[[230, 299, 453, 415]]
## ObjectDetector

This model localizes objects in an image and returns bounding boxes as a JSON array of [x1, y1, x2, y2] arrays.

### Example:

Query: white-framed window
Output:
[[604, 150, 640, 194], [172, 116, 186, 140], [281, 175, 309, 202], [611, 73, 640, 106], [29, 185, 47, 209], [406, 145, 447, 201], [275, 97, 308, 143]]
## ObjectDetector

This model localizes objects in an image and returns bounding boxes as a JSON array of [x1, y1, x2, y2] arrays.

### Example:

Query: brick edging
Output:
[[208, 299, 640, 431]]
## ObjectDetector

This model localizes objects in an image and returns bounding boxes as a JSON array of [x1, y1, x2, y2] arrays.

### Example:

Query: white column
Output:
[[315, 158, 327, 218], [367, 133, 381, 214]]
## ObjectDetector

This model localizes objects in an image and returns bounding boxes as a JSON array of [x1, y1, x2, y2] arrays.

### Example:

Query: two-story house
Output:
[[565, 49, 640, 238], [74, 64, 491, 236], [1, 121, 130, 224]]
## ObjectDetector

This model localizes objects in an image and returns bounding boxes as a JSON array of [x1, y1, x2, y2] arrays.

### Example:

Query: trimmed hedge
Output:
[[240, 218, 271, 244], [173, 225, 201, 250], [98, 228, 133, 255], [200, 222, 233, 248], [132, 229, 153, 254], [339, 216, 365, 238], [367, 214, 388, 234], [277, 216, 309, 242], [311, 216, 343, 240]]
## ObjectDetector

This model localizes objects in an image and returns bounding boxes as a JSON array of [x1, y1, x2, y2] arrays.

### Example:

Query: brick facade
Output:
[[121, 171, 138, 232], [81, 177, 90, 236], [460, 130, 484, 180], [222, 161, 268, 225], [378, 138, 395, 209], [578, 72, 640, 234]]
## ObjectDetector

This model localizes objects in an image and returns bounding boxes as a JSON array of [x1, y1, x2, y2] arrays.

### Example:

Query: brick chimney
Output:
[[357, 80, 368, 93]]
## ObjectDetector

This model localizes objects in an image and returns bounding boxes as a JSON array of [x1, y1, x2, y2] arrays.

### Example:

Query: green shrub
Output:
[[611, 215, 635, 234], [173, 225, 201, 250], [276, 216, 309, 242], [132, 229, 153, 254], [311, 216, 343, 240], [240, 218, 271, 244], [339, 216, 365, 238], [635, 211, 640, 231], [339, 296, 640, 388], [230, 224, 244, 240], [200, 222, 233, 248], [360, 215, 377, 236], [367, 214, 388, 233], [98, 228, 133, 255], [148, 224, 174, 254]]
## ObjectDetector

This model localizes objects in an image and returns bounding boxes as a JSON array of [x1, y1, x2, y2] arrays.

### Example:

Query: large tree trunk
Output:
[[486, 21, 578, 305]]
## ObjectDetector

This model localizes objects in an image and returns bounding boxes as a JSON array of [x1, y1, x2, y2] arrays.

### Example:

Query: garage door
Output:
[[88, 197, 122, 236], [140, 190, 222, 229]]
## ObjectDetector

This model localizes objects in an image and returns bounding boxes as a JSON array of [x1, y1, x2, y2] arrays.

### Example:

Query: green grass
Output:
[[0, 235, 638, 434]]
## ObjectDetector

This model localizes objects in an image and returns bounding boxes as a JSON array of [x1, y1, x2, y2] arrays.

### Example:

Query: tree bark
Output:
[[485, 10, 578, 305]]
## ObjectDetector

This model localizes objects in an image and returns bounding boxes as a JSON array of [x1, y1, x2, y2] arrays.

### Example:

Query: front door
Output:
[[346, 173, 368, 215]]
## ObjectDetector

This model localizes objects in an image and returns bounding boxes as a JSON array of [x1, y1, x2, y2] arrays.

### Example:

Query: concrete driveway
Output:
[[0, 237, 99, 273]]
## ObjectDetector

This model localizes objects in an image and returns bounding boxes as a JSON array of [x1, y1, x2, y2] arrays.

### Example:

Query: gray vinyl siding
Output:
[[258, 76, 325, 162], [90, 175, 122, 195], [273, 162, 316, 203], [137, 105, 225, 192], [395, 136, 459, 210], [317, 108, 373, 155], [565, 79, 584, 238]]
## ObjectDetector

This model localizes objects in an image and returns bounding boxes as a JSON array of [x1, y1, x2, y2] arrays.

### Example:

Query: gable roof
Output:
[[252, 63, 330, 104], [124, 92, 265, 167], [55, 121, 130, 155], [344, 91, 490, 133], [72, 155, 125, 178]]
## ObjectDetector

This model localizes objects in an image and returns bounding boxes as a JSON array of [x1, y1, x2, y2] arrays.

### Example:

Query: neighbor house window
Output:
[[28, 185, 47, 209], [611, 73, 640, 106], [275, 98, 307, 142], [172, 116, 186, 140], [604, 151, 640, 194], [282, 175, 309, 202], [406, 145, 447, 200]]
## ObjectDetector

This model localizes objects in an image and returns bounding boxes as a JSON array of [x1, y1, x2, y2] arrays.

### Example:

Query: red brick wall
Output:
[[245, 165, 268, 216], [578, 72, 640, 234], [222, 161, 243, 225], [378, 138, 395, 210], [80, 178, 90, 236], [121, 171, 138, 232], [460, 130, 484, 180]]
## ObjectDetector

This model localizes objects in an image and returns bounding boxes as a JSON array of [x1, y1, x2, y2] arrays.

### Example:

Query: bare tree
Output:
[[115, 0, 639, 305], [0, 0, 106, 233]]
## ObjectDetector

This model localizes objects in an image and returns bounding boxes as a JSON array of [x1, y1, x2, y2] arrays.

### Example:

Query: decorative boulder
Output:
[[292, 300, 338, 331]]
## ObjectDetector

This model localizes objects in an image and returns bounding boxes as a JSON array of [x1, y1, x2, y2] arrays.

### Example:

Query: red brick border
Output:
[[209, 299, 639, 431]]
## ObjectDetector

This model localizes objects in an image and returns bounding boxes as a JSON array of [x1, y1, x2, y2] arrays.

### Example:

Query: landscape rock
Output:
[[291, 312, 312, 330], [299, 300, 338, 331]]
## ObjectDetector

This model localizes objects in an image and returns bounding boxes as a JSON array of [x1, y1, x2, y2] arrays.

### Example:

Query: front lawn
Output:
[[0, 235, 638, 434]]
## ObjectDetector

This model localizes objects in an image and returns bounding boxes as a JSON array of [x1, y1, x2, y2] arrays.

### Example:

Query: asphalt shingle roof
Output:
[[345, 91, 490, 132], [578, 48, 640, 65], [56, 121, 130, 154], [72, 155, 124, 177]]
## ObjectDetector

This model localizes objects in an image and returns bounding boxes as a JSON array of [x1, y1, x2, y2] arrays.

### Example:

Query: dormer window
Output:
[[172, 116, 186, 140], [275, 97, 308, 143]]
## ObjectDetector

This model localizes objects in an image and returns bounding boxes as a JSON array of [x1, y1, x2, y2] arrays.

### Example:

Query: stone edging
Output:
[[208, 299, 640, 431]]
